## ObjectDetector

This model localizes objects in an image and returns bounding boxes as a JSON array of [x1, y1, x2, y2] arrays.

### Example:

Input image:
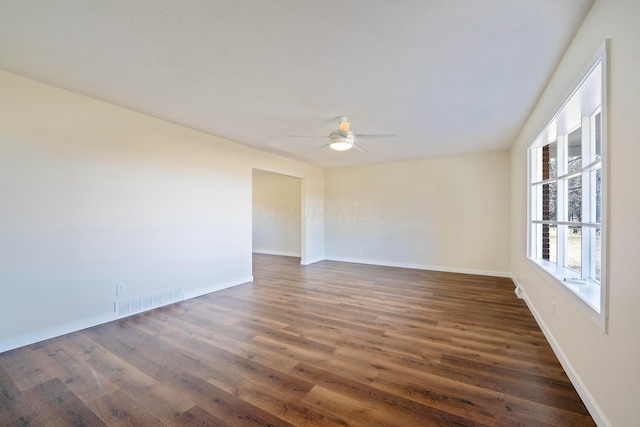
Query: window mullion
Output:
[[581, 118, 590, 279], [556, 136, 567, 270]]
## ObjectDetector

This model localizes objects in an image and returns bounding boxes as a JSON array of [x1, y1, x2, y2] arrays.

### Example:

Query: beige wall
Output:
[[0, 71, 324, 352], [510, 0, 640, 425], [252, 172, 302, 256], [326, 150, 511, 276]]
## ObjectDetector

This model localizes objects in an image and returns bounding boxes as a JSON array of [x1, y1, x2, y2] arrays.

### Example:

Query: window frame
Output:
[[527, 42, 608, 332]]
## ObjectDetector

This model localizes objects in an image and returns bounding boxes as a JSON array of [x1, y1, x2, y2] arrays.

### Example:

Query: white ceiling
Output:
[[0, 1, 593, 168]]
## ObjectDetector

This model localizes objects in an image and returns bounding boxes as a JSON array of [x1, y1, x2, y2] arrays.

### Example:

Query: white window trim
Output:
[[527, 41, 609, 332]]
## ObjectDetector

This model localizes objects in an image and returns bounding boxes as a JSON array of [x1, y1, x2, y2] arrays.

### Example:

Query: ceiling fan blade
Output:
[[352, 133, 397, 138], [287, 134, 330, 139], [353, 143, 368, 152]]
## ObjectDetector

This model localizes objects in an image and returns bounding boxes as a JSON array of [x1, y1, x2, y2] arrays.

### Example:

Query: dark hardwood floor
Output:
[[0, 254, 595, 426]]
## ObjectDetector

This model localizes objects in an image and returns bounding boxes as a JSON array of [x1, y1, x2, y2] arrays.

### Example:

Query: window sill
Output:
[[529, 257, 601, 313]]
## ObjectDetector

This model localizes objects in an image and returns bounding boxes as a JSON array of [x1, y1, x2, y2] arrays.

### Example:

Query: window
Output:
[[528, 44, 607, 329]]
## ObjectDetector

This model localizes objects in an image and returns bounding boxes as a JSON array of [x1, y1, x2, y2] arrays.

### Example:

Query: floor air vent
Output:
[[116, 288, 183, 317]]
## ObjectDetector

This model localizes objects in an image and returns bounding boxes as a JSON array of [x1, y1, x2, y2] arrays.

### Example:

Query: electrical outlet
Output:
[[116, 283, 126, 296], [552, 301, 557, 319]]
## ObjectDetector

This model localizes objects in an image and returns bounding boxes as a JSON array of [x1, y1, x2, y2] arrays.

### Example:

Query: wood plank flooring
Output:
[[0, 254, 595, 426]]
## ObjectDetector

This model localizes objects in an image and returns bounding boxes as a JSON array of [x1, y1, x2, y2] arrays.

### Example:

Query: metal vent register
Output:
[[115, 288, 183, 317]]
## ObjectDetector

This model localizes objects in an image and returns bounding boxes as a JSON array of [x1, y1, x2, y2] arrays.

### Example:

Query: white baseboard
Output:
[[301, 256, 324, 265], [0, 276, 254, 354], [511, 278, 610, 427], [252, 251, 323, 266], [324, 256, 511, 278], [0, 312, 116, 354], [252, 249, 301, 257], [511, 276, 525, 299], [183, 276, 254, 300]]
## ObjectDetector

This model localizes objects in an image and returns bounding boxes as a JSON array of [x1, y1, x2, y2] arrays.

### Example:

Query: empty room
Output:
[[1, 1, 638, 426]]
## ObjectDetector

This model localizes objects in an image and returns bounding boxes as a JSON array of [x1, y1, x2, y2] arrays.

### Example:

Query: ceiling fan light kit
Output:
[[329, 130, 355, 151]]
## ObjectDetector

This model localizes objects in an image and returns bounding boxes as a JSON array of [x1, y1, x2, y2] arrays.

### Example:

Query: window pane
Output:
[[567, 127, 582, 173], [533, 223, 557, 263], [596, 168, 602, 223], [548, 224, 557, 264], [567, 175, 582, 222], [545, 142, 557, 179], [595, 227, 602, 283], [542, 182, 557, 221], [531, 184, 541, 221], [534, 143, 557, 182], [532, 223, 542, 259], [587, 166, 602, 225], [595, 113, 602, 158], [566, 226, 582, 273]]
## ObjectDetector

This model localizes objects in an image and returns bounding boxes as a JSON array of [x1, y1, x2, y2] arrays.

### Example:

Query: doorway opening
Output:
[[252, 169, 302, 261]]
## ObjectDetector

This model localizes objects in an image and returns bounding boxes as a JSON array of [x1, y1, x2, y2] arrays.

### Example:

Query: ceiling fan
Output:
[[289, 116, 396, 152]]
